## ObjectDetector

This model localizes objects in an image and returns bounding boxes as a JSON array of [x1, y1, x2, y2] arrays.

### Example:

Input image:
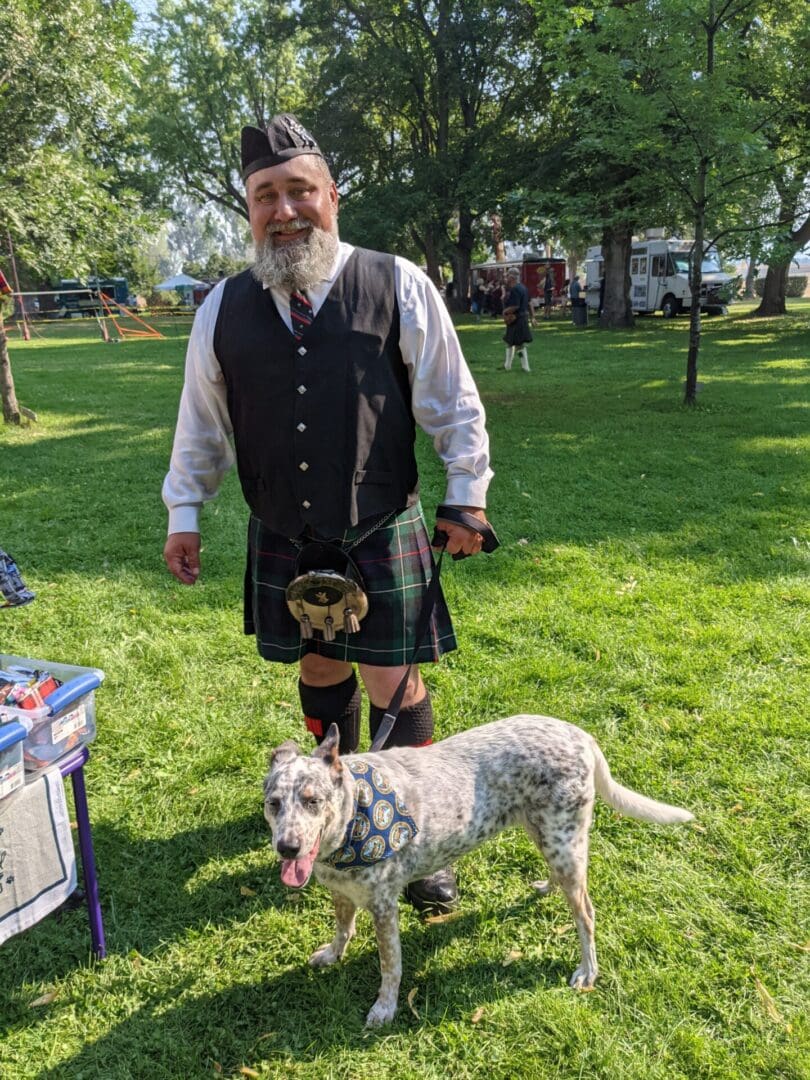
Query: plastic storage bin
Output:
[[0, 655, 104, 774], [0, 719, 27, 801]]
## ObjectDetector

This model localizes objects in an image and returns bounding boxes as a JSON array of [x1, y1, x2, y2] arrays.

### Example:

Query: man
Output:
[[543, 267, 555, 320], [501, 267, 532, 372], [162, 114, 494, 913]]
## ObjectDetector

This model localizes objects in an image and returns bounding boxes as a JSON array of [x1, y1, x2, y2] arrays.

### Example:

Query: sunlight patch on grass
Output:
[[760, 358, 810, 370], [714, 335, 779, 346], [598, 340, 652, 349], [734, 434, 810, 451]]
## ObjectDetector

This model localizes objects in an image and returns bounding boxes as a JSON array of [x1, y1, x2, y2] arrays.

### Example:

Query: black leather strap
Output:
[[432, 504, 500, 560], [369, 543, 447, 752], [370, 507, 499, 751]]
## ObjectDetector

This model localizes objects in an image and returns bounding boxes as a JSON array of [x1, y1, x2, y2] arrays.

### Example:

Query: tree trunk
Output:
[[743, 246, 759, 298], [754, 263, 788, 316], [684, 217, 705, 407], [599, 223, 634, 328], [0, 316, 22, 425], [491, 213, 505, 262], [753, 209, 810, 317], [451, 207, 475, 312], [411, 224, 443, 288]]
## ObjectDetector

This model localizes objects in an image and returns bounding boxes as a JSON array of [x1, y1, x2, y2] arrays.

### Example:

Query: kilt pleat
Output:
[[245, 503, 457, 666]]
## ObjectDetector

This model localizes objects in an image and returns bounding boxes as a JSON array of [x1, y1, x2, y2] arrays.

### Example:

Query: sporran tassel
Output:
[[322, 614, 336, 641], [299, 612, 313, 639], [343, 607, 361, 634]]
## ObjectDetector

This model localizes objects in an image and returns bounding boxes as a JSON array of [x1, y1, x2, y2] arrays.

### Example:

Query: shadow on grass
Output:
[[0, 814, 264, 986], [25, 888, 571, 1077], [2, 800, 574, 1073]]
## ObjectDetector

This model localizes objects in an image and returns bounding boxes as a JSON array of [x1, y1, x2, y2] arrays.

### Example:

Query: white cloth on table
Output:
[[0, 769, 77, 945]]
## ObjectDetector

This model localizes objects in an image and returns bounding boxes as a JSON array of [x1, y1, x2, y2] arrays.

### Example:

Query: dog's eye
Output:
[[266, 798, 281, 814], [304, 796, 321, 810]]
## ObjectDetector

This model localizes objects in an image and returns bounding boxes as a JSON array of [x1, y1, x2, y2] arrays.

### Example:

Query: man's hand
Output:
[[164, 532, 201, 585], [434, 506, 489, 558]]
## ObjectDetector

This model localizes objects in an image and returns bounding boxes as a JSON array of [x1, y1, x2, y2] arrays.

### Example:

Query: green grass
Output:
[[1, 301, 808, 1079]]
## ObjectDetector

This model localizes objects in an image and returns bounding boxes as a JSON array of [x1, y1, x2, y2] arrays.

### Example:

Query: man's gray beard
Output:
[[251, 224, 339, 292]]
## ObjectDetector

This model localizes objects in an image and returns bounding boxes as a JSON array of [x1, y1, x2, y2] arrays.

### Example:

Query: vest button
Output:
[[297, 422, 306, 432], [297, 384, 307, 394], [302, 500, 311, 509], [298, 346, 307, 356], [299, 462, 309, 471]]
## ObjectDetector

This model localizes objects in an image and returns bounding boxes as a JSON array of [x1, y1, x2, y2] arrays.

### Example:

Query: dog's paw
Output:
[[309, 942, 341, 968], [365, 996, 398, 1028], [569, 965, 597, 991], [531, 878, 556, 897]]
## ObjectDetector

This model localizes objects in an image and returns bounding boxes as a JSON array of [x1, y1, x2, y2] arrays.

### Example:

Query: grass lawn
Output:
[[0, 300, 808, 1079]]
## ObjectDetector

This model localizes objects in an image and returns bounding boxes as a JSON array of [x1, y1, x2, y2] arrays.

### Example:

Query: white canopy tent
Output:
[[154, 273, 206, 292]]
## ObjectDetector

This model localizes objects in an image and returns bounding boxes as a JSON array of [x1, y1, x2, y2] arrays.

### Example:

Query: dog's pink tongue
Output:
[[280, 856, 313, 888], [279, 839, 320, 888]]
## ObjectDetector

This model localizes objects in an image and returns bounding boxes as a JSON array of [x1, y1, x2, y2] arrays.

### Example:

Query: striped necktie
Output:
[[290, 290, 313, 341]]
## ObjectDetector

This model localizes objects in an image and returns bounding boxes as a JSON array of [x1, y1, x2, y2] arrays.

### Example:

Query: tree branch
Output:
[[706, 210, 808, 249]]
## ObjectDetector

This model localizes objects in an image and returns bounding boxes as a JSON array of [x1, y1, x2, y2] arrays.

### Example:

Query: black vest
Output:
[[213, 248, 419, 537]]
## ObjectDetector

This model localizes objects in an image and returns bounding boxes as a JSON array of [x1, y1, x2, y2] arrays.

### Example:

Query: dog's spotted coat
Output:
[[264, 714, 693, 1027]]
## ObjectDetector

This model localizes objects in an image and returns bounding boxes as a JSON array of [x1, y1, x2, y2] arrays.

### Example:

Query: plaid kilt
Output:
[[244, 503, 457, 666], [503, 313, 533, 346]]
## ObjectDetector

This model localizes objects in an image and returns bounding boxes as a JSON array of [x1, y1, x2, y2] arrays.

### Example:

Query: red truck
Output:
[[470, 256, 567, 308]]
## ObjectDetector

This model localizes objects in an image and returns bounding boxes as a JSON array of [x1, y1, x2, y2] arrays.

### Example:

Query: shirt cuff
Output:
[[167, 504, 202, 535], [443, 475, 492, 510]]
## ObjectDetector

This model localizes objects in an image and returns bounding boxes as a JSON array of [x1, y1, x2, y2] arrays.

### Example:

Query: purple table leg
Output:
[[58, 747, 106, 959]]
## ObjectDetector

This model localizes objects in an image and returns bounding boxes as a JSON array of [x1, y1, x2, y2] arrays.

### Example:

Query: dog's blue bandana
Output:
[[324, 760, 418, 869]]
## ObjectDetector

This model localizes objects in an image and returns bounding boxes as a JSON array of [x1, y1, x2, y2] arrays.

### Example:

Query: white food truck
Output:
[[584, 231, 735, 317]]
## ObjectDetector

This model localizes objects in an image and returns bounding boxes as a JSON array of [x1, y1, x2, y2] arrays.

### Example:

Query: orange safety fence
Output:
[[98, 293, 165, 339]]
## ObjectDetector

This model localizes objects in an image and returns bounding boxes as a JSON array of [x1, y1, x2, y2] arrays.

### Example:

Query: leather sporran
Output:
[[285, 542, 369, 642], [503, 310, 517, 325]]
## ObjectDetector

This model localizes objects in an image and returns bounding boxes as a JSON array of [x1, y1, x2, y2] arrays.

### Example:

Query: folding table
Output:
[[58, 746, 106, 958]]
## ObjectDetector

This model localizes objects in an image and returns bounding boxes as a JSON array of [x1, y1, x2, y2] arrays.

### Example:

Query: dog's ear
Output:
[[269, 739, 299, 767], [312, 724, 342, 774]]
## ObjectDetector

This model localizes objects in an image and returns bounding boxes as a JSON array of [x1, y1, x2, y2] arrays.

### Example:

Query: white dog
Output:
[[264, 714, 693, 1027]]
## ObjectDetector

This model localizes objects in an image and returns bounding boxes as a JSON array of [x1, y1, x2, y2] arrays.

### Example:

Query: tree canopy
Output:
[[137, 0, 314, 221], [0, 0, 155, 279]]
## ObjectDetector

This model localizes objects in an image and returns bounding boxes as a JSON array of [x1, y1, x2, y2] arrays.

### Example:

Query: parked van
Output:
[[584, 231, 735, 317]]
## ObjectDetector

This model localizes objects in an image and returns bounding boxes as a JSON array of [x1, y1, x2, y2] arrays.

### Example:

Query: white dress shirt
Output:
[[162, 242, 493, 534]]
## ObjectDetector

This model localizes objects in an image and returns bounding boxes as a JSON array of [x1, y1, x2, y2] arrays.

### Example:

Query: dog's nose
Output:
[[278, 842, 300, 860]]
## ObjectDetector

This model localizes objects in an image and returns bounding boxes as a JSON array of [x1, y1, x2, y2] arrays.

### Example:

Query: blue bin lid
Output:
[[0, 720, 27, 752]]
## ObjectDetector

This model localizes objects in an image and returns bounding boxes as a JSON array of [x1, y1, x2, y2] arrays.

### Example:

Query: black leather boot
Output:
[[404, 866, 459, 914]]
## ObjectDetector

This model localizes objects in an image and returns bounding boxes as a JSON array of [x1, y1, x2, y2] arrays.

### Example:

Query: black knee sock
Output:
[[298, 672, 361, 753], [369, 689, 434, 748]]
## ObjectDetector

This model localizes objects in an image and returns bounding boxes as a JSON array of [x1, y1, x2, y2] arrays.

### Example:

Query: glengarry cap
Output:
[[241, 114, 324, 181]]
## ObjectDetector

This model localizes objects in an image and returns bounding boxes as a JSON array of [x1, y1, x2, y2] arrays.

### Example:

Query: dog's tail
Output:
[[591, 740, 694, 825]]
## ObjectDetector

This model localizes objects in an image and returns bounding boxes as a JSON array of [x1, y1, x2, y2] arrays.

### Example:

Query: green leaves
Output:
[[0, 0, 154, 278], [135, 0, 315, 222]]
